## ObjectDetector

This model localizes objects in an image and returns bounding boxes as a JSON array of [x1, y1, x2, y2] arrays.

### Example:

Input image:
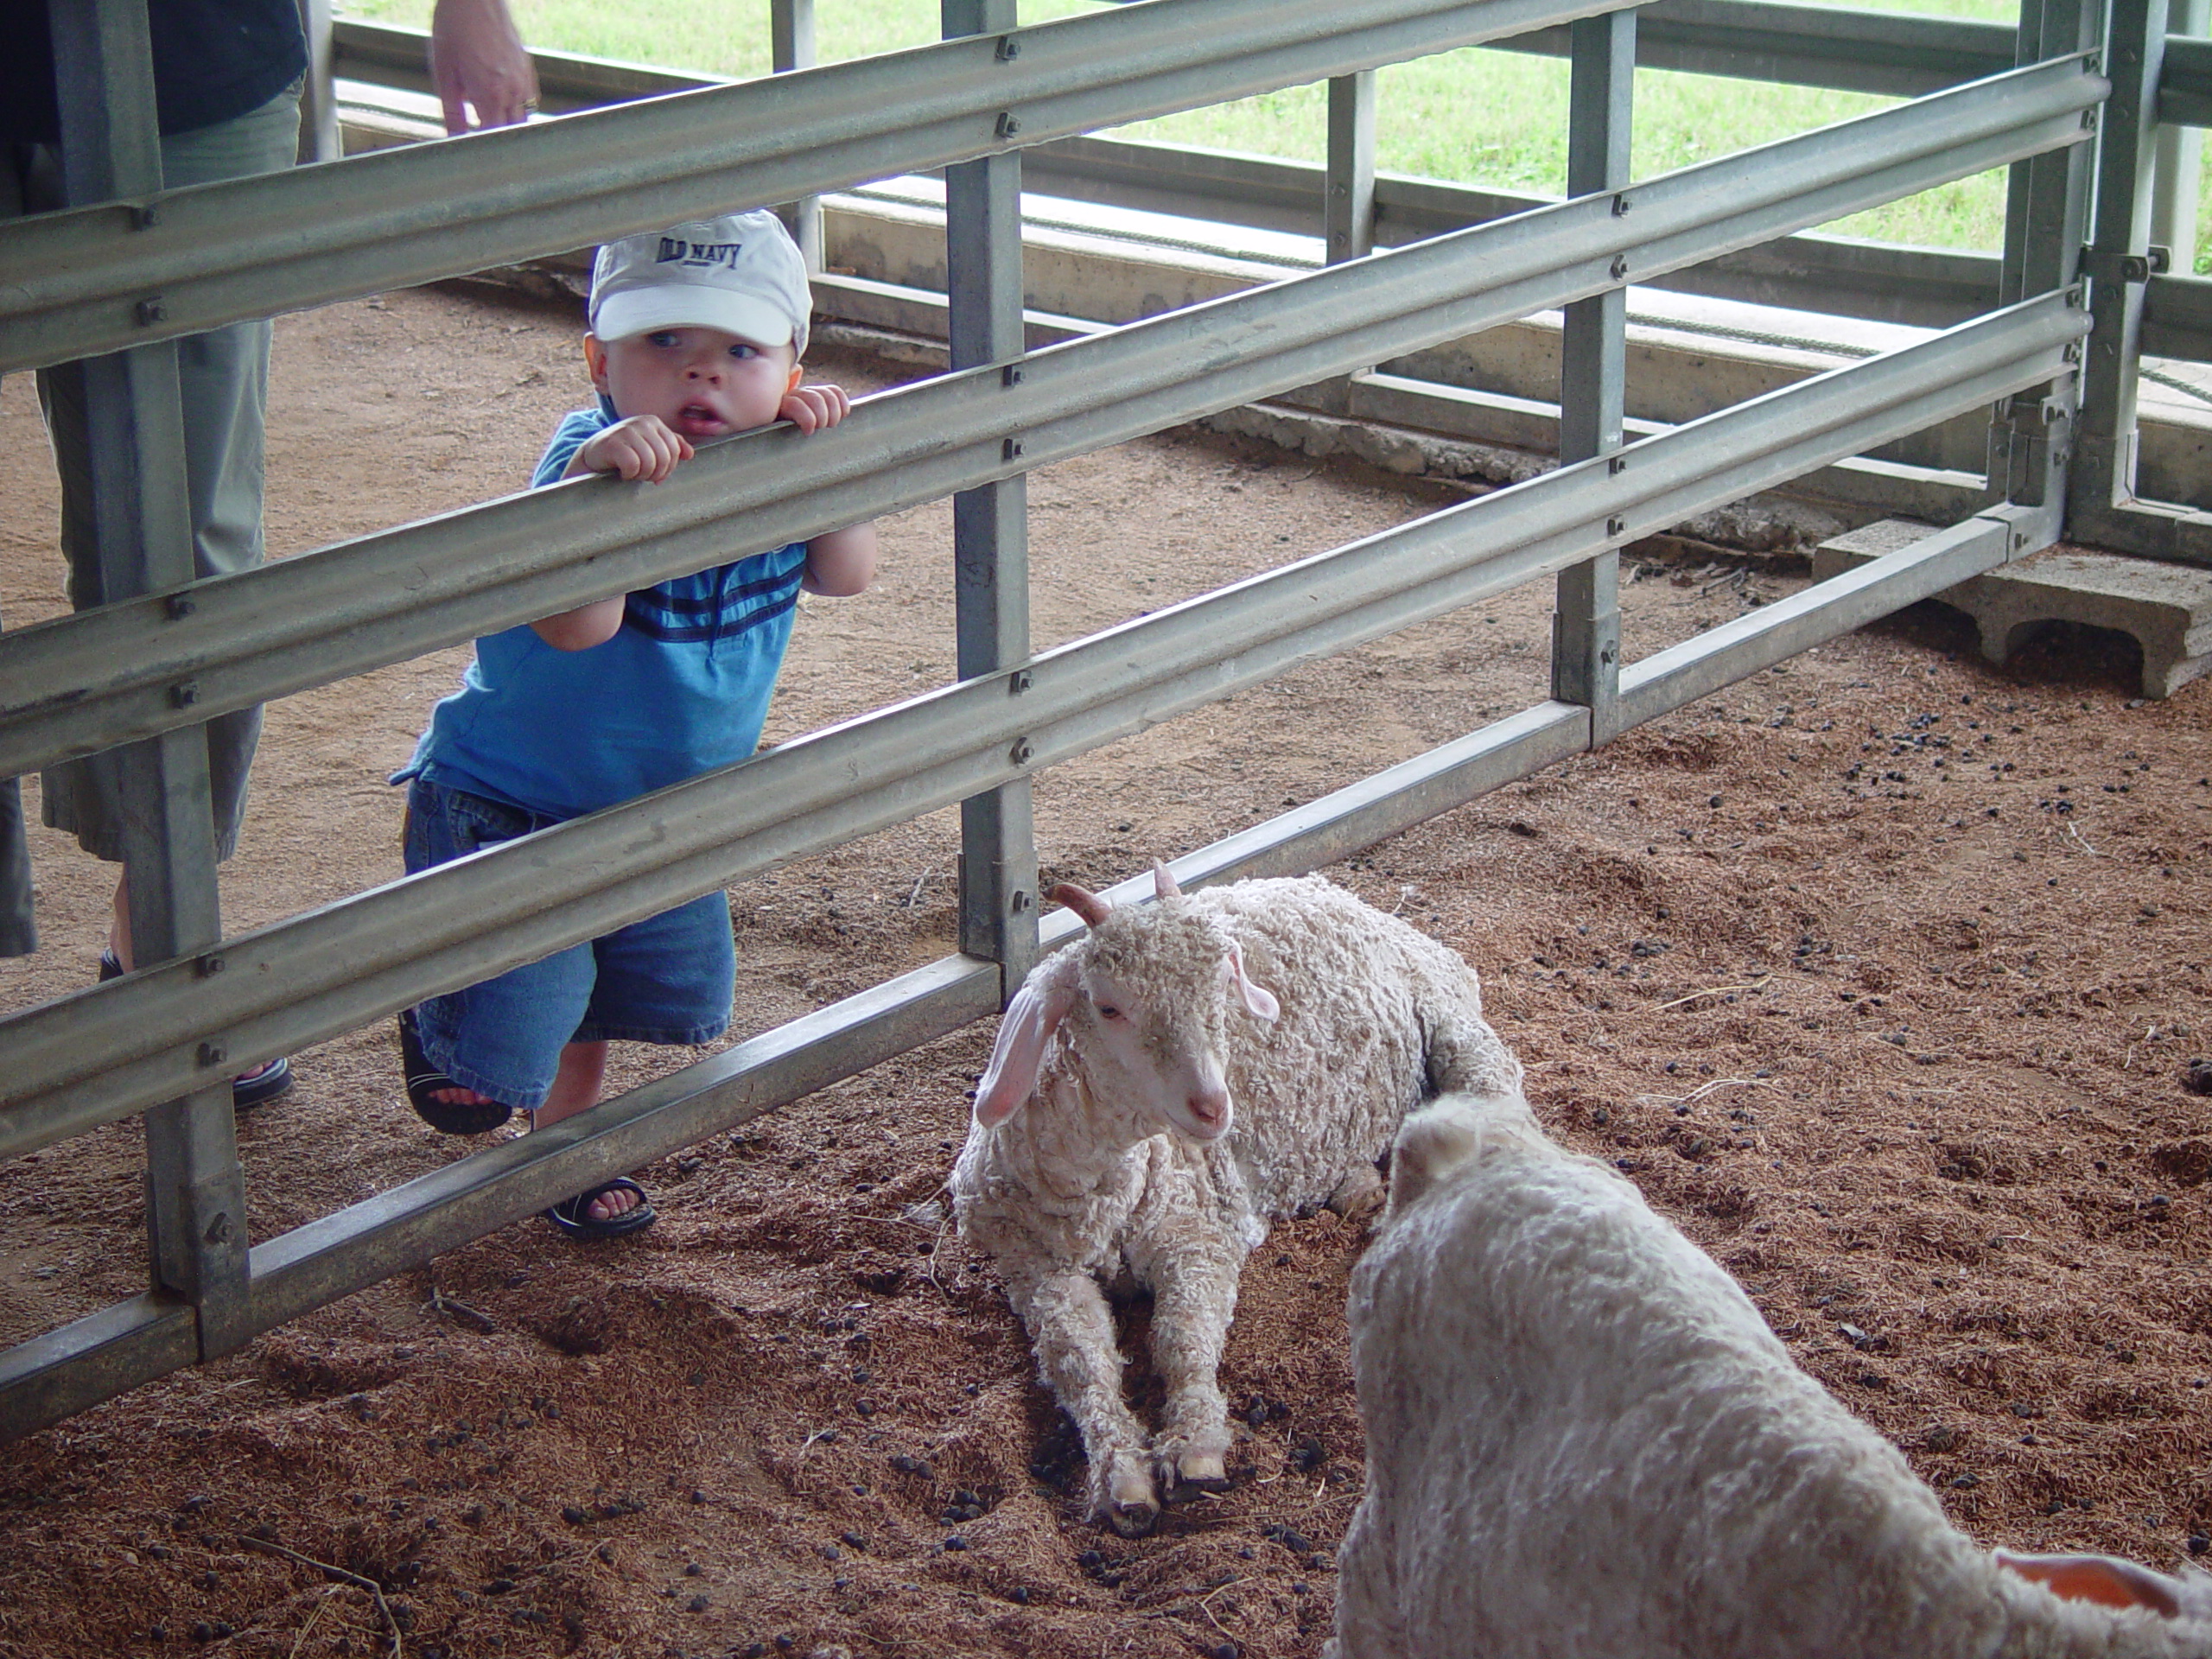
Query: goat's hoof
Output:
[[1101, 1465, 1160, 1535], [1157, 1448, 1233, 1504], [1172, 1453, 1230, 1494], [1105, 1495, 1160, 1536]]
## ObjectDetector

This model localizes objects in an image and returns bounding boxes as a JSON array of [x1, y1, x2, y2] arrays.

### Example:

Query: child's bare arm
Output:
[[531, 597, 625, 651], [778, 378, 877, 595], [802, 522, 878, 596], [531, 415, 696, 648], [536, 381, 869, 640]]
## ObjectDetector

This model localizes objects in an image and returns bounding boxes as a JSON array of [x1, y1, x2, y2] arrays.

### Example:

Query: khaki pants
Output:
[[0, 84, 300, 955]]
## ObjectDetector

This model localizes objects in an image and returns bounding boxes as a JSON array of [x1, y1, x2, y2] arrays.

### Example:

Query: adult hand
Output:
[[429, 0, 539, 134], [779, 380, 852, 435]]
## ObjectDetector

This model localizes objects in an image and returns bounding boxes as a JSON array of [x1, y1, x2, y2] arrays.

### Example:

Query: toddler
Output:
[[392, 209, 876, 1237]]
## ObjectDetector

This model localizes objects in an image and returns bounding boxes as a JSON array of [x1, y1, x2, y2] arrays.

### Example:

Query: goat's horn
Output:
[[1051, 883, 1112, 926]]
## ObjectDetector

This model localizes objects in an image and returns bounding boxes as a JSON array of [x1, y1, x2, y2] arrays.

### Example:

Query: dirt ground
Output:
[[0, 281, 2209, 1659]]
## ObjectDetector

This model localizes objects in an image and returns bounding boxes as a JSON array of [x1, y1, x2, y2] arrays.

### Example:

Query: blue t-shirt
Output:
[[399, 406, 810, 819]]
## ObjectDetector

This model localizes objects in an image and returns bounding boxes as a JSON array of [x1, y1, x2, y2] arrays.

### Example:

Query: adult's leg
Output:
[[0, 149, 42, 957], [0, 785, 31, 959], [35, 87, 301, 941]]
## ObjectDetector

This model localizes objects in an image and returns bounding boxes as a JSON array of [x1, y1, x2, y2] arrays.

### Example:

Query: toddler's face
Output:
[[588, 326, 798, 441]]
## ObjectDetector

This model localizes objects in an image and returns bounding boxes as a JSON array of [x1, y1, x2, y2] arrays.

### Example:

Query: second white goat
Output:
[[950, 867, 1522, 1534], [1334, 1091, 2212, 1659]]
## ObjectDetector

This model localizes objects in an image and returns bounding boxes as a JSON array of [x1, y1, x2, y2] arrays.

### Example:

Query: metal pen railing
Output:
[[321, 0, 2212, 531], [0, 0, 2107, 1435]]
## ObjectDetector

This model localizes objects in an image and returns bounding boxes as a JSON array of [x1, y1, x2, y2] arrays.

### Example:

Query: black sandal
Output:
[[229, 1055, 295, 1109], [544, 1177, 658, 1240], [396, 1007, 512, 1135], [104, 949, 295, 1110]]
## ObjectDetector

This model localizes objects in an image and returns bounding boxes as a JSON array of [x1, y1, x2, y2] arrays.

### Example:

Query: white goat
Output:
[[1334, 1092, 2212, 1659], [949, 867, 1522, 1535]]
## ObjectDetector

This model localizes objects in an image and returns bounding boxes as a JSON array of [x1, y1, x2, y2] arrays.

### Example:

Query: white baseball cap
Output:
[[588, 210, 812, 355]]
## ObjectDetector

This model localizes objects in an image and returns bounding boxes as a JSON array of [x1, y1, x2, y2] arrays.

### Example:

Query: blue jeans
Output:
[[403, 778, 735, 1109]]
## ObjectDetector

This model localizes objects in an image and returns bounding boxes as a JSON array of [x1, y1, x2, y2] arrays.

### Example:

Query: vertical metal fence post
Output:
[[1993, 0, 2098, 515], [772, 0, 823, 271], [2069, 0, 2164, 524], [48, 0, 251, 1357], [943, 0, 1038, 998], [2153, 0, 2207, 268], [1551, 8, 1634, 746], [1325, 71, 1376, 264], [295, 0, 343, 165]]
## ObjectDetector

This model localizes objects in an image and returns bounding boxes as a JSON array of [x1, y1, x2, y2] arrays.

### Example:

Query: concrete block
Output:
[[1813, 518, 2212, 698], [1809, 518, 1943, 582]]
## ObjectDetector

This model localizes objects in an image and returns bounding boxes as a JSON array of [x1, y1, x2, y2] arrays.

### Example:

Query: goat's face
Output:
[[1075, 909, 1279, 1143], [972, 874, 1280, 1141]]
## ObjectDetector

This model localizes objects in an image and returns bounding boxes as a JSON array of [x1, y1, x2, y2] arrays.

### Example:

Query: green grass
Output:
[[341, 0, 2205, 262], [342, 0, 1098, 81], [1109, 54, 2012, 250]]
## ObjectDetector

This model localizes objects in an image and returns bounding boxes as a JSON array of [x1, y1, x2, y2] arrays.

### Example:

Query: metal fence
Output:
[[0, 0, 2149, 1435], [328, 0, 2212, 519]]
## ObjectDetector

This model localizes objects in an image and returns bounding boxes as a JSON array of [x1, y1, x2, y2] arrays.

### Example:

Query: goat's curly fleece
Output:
[[1333, 1094, 2212, 1659], [951, 875, 1522, 1529]]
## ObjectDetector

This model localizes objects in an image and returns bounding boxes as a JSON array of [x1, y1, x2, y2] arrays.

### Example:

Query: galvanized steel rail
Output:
[[0, 294, 2082, 1427], [0, 54, 2106, 781], [0, 286, 2090, 1162], [0, 0, 2116, 1434], [2, 0, 1636, 375]]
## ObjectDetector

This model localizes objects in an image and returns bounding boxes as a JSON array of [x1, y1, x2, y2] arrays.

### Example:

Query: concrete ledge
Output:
[[1814, 518, 2212, 698]]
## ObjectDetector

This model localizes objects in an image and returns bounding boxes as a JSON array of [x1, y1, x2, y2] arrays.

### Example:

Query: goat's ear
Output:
[[1995, 1552, 2185, 1618], [1386, 1098, 1486, 1213], [1153, 861, 1183, 899], [1050, 883, 1112, 927], [975, 969, 1077, 1128], [1225, 942, 1280, 1021]]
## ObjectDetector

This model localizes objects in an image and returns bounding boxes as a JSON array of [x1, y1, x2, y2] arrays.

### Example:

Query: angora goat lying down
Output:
[[1333, 1093, 2212, 1659], [950, 868, 1523, 1535]]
